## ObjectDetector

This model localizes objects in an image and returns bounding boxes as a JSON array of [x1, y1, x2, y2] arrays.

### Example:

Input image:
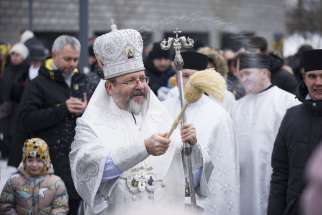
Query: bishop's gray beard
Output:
[[127, 91, 149, 115], [128, 98, 146, 115]]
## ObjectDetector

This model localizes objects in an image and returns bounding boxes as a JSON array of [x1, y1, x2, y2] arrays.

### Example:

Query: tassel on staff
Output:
[[167, 68, 226, 137]]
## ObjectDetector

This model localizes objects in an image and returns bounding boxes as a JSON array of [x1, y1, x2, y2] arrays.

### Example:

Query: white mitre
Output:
[[93, 27, 145, 79]]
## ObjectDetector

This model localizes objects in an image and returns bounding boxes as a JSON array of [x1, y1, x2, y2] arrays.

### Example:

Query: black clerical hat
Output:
[[149, 42, 171, 60], [302, 49, 322, 72], [29, 45, 48, 60], [239, 53, 271, 70], [181, 51, 208, 71]]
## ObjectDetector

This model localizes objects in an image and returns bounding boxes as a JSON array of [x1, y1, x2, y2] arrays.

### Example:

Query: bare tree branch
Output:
[[286, 0, 322, 35]]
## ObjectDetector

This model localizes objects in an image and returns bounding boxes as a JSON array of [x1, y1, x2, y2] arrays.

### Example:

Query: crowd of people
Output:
[[0, 27, 321, 215]]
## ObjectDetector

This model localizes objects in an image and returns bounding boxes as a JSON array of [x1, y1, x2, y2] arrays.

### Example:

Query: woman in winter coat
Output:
[[1, 43, 29, 165]]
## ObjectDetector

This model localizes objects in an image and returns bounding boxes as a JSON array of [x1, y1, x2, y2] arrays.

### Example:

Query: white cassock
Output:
[[221, 90, 236, 116], [69, 81, 214, 215], [163, 87, 240, 215], [232, 86, 300, 215]]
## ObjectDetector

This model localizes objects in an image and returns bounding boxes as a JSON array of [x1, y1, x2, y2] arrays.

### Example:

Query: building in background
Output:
[[0, 0, 287, 51]]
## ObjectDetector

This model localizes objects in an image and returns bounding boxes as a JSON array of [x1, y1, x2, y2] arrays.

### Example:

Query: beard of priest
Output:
[[104, 70, 149, 115]]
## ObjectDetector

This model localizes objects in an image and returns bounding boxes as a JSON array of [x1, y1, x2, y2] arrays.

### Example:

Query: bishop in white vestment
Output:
[[70, 28, 212, 215]]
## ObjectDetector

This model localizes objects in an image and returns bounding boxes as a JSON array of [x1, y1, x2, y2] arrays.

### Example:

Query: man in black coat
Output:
[[144, 42, 174, 95], [268, 49, 322, 215], [18, 35, 88, 215]]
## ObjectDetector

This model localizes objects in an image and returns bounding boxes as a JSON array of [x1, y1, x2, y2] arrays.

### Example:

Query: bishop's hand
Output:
[[181, 124, 197, 145], [145, 133, 170, 156]]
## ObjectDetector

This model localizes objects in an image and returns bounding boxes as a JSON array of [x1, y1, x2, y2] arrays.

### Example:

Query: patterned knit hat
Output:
[[22, 138, 51, 174]]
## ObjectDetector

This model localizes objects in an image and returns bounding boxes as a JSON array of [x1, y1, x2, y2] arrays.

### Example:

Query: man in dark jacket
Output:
[[270, 53, 298, 94], [144, 42, 174, 95], [18, 35, 88, 215], [268, 49, 322, 215]]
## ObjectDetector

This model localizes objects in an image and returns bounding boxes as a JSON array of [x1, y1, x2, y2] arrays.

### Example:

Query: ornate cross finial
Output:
[[160, 28, 194, 71], [160, 29, 197, 207], [174, 28, 182, 39]]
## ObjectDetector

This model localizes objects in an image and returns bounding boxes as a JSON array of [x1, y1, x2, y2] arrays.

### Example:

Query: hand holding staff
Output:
[[167, 68, 226, 137]]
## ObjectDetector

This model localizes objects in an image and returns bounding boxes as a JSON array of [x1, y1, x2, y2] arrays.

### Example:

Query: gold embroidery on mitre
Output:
[[125, 47, 135, 59]]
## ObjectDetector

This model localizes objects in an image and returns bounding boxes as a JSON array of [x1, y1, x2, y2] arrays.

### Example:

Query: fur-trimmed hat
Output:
[[198, 47, 228, 78]]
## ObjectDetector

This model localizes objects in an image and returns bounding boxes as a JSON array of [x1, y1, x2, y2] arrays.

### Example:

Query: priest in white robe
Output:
[[163, 51, 239, 215], [232, 53, 300, 215], [69, 28, 213, 214]]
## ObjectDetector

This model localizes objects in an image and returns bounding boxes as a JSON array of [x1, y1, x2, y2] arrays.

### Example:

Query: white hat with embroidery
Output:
[[93, 25, 145, 80]]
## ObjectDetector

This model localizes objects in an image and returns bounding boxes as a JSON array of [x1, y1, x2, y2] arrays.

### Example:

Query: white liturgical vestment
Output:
[[70, 81, 211, 214], [163, 87, 240, 215], [232, 86, 300, 215]]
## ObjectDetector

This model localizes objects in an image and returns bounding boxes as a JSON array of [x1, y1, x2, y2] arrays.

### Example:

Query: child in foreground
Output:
[[0, 137, 69, 214]]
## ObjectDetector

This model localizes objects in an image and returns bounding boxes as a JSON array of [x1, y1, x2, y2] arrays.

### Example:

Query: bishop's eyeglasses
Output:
[[120, 76, 150, 87]]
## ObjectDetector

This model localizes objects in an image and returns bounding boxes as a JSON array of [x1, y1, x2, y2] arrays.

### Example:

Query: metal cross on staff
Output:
[[160, 29, 197, 207], [161, 28, 194, 71]]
